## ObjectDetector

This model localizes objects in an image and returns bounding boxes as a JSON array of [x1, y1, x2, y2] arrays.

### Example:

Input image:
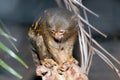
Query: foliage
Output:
[[0, 21, 28, 79]]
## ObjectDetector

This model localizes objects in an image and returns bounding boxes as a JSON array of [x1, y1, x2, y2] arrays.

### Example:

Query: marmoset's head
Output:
[[44, 8, 78, 42]]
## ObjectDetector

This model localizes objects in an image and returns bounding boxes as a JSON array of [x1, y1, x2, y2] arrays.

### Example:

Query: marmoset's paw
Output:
[[68, 57, 78, 64], [41, 58, 57, 68]]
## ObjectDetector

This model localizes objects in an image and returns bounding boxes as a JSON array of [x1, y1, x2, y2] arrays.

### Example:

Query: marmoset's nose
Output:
[[54, 32, 63, 39]]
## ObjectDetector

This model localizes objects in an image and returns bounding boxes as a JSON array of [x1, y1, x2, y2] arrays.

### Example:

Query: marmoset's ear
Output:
[[70, 15, 78, 28], [71, 15, 78, 22]]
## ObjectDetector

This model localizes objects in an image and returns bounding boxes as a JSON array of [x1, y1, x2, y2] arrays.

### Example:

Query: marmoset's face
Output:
[[47, 21, 77, 42], [47, 25, 66, 42]]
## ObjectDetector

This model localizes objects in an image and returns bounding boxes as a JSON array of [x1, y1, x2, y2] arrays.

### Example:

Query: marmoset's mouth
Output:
[[53, 37, 63, 43]]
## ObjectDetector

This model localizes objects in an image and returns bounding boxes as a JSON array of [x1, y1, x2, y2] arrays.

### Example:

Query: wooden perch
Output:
[[36, 59, 88, 80]]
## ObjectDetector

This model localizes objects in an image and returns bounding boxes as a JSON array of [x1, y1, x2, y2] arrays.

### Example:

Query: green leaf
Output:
[[0, 59, 23, 79], [0, 26, 19, 52], [0, 28, 16, 41], [0, 41, 28, 68]]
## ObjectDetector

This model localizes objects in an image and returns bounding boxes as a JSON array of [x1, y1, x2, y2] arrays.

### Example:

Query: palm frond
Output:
[[0, 41, 28, 68], [0, 21, 28, 79], [0, 59, 23, 79], [0, 20, 19, 52]]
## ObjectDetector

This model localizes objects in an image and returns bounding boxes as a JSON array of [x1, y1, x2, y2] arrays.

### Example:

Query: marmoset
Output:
[[28, 8, 79, 69]]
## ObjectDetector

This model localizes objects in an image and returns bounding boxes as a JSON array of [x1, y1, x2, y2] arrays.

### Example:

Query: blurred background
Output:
[[0, 0, 120, 80]]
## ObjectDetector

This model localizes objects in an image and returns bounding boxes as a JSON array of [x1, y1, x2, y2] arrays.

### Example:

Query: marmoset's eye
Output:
[[52, 30, 55, 33], [59, 30, 65, 34]]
